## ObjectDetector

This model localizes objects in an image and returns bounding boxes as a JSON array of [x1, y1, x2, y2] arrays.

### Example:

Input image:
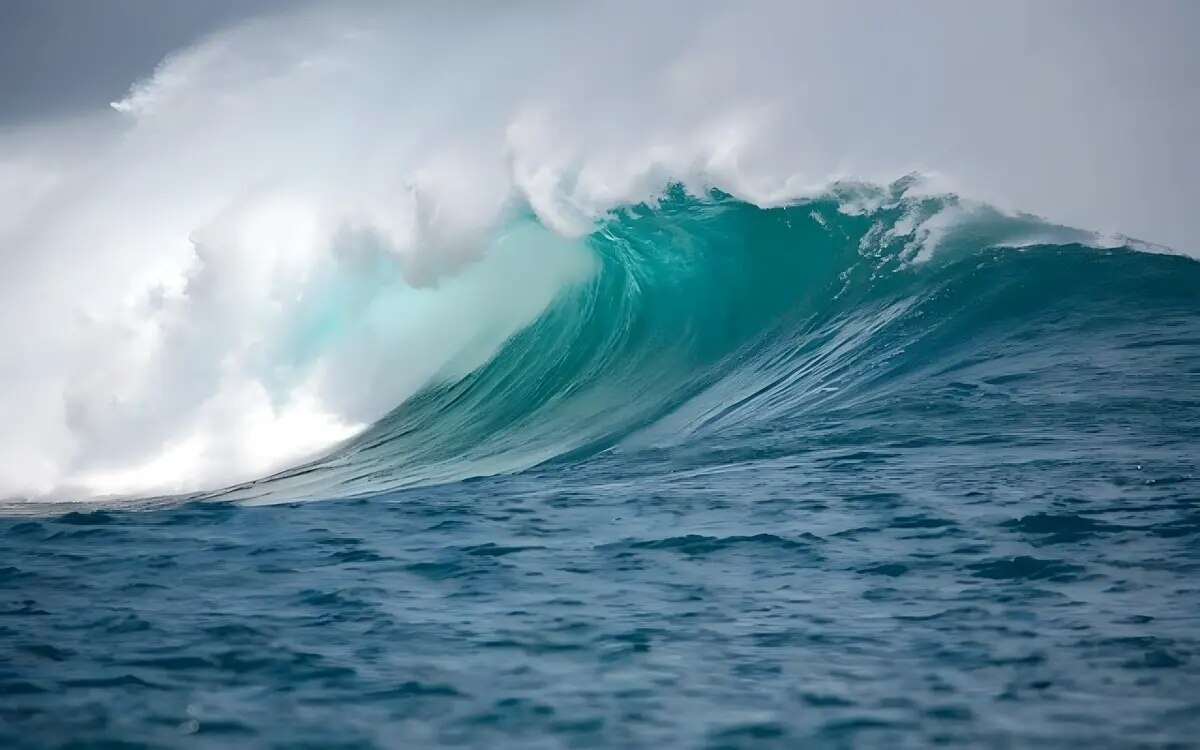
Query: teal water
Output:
[[3, 183, 1199, 747]]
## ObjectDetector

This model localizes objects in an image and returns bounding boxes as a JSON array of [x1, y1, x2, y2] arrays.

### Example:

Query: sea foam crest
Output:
[[0, 1, 1194, 500]]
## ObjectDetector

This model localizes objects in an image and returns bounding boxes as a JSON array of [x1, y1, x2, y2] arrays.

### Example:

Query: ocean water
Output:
[[3, 185, 1199, 748]]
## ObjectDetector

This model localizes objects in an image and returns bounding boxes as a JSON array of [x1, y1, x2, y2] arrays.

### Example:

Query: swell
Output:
[[210, 180, 1200, 504]]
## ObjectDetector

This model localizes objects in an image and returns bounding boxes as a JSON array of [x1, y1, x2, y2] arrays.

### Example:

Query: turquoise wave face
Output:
[[217, 181, 1200, 503]]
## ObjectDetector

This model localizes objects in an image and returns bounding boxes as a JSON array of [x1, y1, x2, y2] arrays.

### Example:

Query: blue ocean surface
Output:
[[3, 185, 1199, 748]]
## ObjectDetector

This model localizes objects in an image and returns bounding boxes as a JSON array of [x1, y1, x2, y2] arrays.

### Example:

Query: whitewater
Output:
[[0, 0, 1195, 501], [1, 1, 1198, 747]]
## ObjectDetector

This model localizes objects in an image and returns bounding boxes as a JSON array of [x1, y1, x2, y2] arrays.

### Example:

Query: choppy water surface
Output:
[[3, 189, 1199, 747]]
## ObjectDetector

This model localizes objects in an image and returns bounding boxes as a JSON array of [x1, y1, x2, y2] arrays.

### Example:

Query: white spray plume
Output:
[[0, 0, 1196, 500]]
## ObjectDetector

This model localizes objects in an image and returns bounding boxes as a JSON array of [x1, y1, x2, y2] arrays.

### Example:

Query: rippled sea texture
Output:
[[3, 190, 1199, 748]]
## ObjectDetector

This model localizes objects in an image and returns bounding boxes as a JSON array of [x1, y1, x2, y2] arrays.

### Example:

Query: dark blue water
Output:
[[3, 188, 1199, 747]]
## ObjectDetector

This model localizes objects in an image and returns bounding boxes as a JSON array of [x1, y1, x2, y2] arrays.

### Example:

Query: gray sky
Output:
[[0, 0, 300, 124]]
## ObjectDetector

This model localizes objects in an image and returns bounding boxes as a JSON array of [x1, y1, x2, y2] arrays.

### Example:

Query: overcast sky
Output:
[[0, 0, 300, 124]]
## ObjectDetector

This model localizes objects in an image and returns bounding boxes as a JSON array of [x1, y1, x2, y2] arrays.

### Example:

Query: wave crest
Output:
[[2, 1, 1197, 501], [209, 183, 1196, 505]]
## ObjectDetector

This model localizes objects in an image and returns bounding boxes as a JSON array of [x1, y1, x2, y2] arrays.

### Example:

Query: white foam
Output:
[[0, 0, 1195, 500]]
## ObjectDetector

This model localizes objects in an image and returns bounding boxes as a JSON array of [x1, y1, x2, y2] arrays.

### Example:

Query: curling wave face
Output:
[[3, 171, 1197, 506], [205, 182, 1200, 505]]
